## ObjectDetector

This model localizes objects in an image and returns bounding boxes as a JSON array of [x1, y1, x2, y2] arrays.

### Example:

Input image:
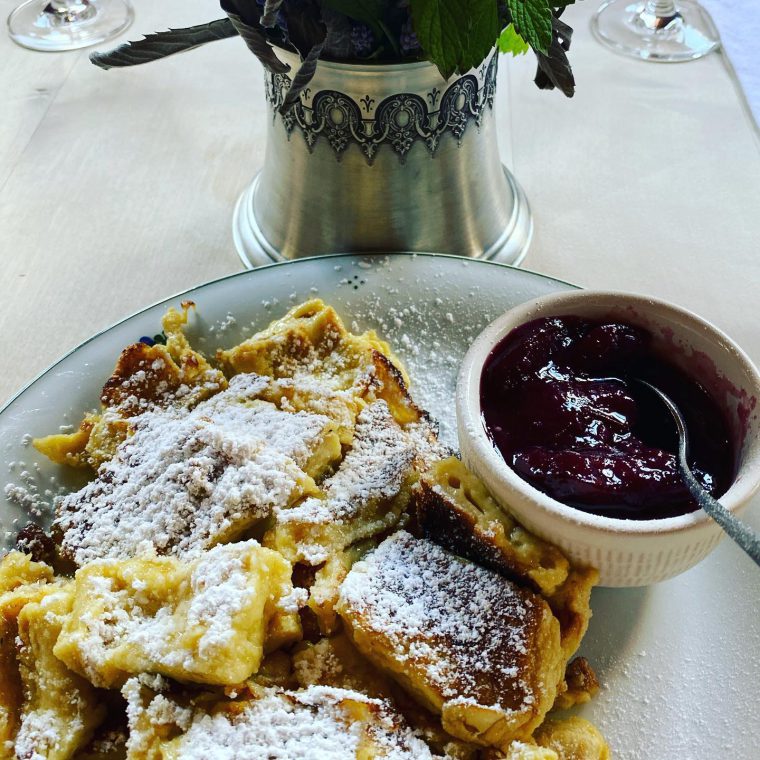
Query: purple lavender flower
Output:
[[350, 21, 376, 57], [400, 17, 420, 55]]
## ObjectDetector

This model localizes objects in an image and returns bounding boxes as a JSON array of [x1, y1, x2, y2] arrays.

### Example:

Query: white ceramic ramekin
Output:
[[456, 290, 760, 586]]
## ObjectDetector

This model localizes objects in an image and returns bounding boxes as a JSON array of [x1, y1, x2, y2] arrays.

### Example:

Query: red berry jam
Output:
[[480, 316, 735, 520]]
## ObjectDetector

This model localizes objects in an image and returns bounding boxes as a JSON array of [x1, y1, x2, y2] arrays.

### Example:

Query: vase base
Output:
[[232, 166, 533, 270]]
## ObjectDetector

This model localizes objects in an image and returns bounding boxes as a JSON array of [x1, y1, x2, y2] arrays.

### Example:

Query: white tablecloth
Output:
[[703, 0, 760, 125]]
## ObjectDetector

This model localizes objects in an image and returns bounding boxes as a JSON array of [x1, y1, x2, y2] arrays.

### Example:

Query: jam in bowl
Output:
[[479, 316, 735, 521], [456, 291, 760, 586]]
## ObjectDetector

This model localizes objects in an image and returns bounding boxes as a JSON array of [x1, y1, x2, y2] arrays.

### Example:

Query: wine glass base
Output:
[[8, 0, 134, 52], [591, 0, 720, 62]]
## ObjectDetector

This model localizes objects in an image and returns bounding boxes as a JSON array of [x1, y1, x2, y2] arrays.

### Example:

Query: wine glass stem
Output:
[[644, 0, 678, 18], [644, 0, 677, 14], [45, 0, 94, 23], [638, 0, 681, 31]]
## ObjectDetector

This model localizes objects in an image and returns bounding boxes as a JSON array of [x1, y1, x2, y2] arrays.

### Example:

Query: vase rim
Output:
[[272, 44, 495, 76]]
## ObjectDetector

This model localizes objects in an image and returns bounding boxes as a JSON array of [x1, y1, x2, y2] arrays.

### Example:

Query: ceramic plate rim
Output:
[[0, 253, 578, 418]]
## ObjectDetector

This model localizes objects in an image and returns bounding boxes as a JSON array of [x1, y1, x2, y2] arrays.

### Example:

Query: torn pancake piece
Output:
[[533, 716, 610, 760], [217, 299, 425, 431], [336, 532, 564, 749], [123, 678, 440, 760], [54, 541, 299, 688], [416, 457, 570, 596], [268, 400, 416, 566], [0, 550, 53, 593], [0, 557, 56, 750], [15, 583, 107, 760], [54, 374, 338, 566], [545, 566, 598, 660], [34, 302, 227, 470]]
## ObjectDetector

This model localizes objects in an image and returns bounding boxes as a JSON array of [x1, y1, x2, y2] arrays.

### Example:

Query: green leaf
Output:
[[320, 0, 385, 32], [89, 19, 239, 69], [498, 23, 529, 56], [410, 0, 500, 79], [508, 0, 553, 54]]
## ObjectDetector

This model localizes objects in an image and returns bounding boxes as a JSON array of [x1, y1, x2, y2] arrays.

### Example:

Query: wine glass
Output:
[[591, 0, 720, 62], [8, 0, 133, 52]]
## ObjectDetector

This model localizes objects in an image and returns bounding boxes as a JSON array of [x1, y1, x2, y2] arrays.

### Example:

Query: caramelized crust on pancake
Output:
[[546, 567, 598, 659], [416, 459, 596, 660], [217, 299, 425, 432], [217, 299, 404, 382], [337, 532, 564, 748], [416, 458, 570, 596], [14, 523, 57, 566], [554, 657, 600, 710], [34, 303, 226, 470], [123, 678, 440, 760], [54, 541, 299, 688]]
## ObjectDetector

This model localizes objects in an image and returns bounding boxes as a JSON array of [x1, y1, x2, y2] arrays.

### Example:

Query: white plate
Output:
[[1, 253, 758, 759]]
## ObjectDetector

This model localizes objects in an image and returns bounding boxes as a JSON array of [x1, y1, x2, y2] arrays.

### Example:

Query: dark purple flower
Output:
[[350, 21, 375, 57], [400, 17, 420, 55]]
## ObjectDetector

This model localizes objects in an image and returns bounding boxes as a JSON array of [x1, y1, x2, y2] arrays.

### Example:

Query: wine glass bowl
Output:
[[7, 0, 133, 52], [591, 0, 720, 63]]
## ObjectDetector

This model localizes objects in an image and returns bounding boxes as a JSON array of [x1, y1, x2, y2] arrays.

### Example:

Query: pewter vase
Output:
[[232, 48, 532, 267]]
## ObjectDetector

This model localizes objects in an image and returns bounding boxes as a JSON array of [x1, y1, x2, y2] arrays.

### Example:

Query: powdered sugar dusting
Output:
[[68, 541, 279, 685], [14, 708, 85, 760], [339, 531, 542, 713], [55, 374, 332, 565], [312, 401, 413, 515], [277, 401, 415, 564], [125, 682, 440, 760]]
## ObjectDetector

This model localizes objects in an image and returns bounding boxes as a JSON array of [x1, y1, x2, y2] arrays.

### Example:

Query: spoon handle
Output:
[[671, 416, 760, 568], [677, 450, 760, 568]]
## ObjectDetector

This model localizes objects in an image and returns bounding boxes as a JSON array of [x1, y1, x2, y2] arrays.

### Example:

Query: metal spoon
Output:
[[636, 379, 760, 568]]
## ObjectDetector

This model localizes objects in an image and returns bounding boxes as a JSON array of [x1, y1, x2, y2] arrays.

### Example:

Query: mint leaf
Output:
[[498, 23, 530, 56], [462, 0, 500, 71], [410, 0, 500, 79], [508, 0, 553, 54], [321, 0, 385, 31]]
